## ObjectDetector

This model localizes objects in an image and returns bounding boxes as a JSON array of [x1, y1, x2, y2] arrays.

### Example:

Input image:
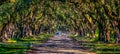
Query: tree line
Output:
[[0, 0, 120, 44]]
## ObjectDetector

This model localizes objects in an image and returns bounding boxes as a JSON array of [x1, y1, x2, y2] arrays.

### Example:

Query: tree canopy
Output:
[[0, 0, 120, 44]]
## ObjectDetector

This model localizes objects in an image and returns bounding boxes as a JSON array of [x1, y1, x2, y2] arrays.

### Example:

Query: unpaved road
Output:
[[27, 35, 95, 54]]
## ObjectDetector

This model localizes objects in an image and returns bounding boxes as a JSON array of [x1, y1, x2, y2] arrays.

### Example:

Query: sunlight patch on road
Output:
[[57, 49, 95, 54]]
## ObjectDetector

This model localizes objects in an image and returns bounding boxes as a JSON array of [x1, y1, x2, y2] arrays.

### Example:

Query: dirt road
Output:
[[27, 35, 95, 54]]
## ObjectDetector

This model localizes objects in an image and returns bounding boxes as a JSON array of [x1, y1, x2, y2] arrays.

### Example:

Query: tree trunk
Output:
[[98, 23, 106, 42], [114, 29, 120, 45], [112, 21, 120, 45], [105, 23, 111, 43], [0, 23, 15, 42]]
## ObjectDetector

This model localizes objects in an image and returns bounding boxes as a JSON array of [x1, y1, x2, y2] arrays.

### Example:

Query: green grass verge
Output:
[[0, 34, 53, 54], [70, 36, 120, 54]]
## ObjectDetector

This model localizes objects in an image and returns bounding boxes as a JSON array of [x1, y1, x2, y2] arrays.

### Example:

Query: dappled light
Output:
[[0, 0, 120, 54]]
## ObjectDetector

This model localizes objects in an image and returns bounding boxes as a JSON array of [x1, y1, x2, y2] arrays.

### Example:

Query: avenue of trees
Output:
[[0, 0, 120, 44]]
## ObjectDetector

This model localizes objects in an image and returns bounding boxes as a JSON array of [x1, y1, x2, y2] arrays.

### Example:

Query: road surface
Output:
[[27, 35, 95, 54]]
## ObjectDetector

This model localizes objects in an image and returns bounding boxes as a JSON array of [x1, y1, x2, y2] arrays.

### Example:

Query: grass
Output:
[[0, 42, 30, 54], [70, 35, 120, 54], [0, 34, 53, 54], [0, 43, 28, 54]]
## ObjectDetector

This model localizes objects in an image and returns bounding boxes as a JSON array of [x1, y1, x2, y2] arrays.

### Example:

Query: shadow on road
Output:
[[27, 35, 95, 54]]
